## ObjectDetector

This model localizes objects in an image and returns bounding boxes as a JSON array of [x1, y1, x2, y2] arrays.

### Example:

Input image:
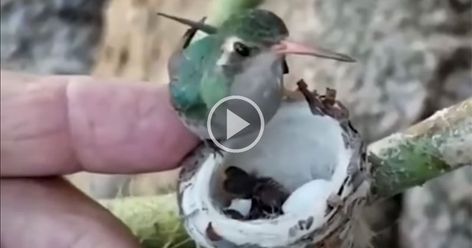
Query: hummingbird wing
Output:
[[168, 35, 221, 125]]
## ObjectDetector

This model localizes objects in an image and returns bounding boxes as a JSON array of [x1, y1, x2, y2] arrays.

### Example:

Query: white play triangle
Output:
[[226, 109, 250, 139]]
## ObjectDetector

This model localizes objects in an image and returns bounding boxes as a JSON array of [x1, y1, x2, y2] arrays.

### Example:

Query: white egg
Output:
[[282, 179, 332, 214]]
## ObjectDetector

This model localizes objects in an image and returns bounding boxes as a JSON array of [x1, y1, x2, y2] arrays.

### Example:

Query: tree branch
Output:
[[368, 97, 471, 200], [100, 194, 191, 248]]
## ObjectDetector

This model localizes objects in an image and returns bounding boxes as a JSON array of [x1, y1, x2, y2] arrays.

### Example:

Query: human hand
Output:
[[0, 70, 200, 248]]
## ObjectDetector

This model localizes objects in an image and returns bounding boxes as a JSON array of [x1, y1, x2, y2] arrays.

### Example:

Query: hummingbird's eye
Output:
[[233, 42, 251, 57]]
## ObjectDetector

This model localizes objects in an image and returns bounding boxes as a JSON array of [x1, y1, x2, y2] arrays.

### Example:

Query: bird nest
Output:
[[176, 80, 372, 248]]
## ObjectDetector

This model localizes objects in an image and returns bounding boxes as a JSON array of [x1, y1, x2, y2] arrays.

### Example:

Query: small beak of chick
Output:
[[272, 40, 355, 63]]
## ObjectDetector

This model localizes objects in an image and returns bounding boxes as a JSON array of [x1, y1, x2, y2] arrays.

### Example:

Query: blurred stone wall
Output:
[[1, 0, 471, 247], [1, 0, 107, 74]]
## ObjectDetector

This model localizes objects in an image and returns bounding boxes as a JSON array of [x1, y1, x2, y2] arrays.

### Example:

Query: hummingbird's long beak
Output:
[[272, 40, 355, 63], [157, 12, 218, 34]]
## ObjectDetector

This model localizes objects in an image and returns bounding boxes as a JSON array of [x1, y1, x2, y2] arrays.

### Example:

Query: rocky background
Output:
[[1, 0, 471, 247]]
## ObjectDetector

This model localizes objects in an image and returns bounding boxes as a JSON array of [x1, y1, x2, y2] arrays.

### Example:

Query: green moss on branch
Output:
[[368, 98, 472, 199], [100, 194, 193, 248]]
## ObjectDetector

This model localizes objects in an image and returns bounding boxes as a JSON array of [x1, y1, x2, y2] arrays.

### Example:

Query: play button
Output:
[[226, 109, 250, 139], [207, 95, 265, 153]]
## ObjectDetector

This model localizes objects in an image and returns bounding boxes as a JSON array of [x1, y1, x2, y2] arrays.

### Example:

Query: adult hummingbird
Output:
[[158, 9, 354, 143]]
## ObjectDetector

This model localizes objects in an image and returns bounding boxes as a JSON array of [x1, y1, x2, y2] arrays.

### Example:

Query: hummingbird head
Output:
[[158, 9, 355, 71]]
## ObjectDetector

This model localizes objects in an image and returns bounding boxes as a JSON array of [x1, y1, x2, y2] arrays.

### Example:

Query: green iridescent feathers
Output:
[[219, 9, 289, 44], [169, 9, 289, 120]]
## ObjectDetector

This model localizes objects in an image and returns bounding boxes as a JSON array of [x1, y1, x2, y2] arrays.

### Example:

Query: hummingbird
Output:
[[158, 9, 355, 144]]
